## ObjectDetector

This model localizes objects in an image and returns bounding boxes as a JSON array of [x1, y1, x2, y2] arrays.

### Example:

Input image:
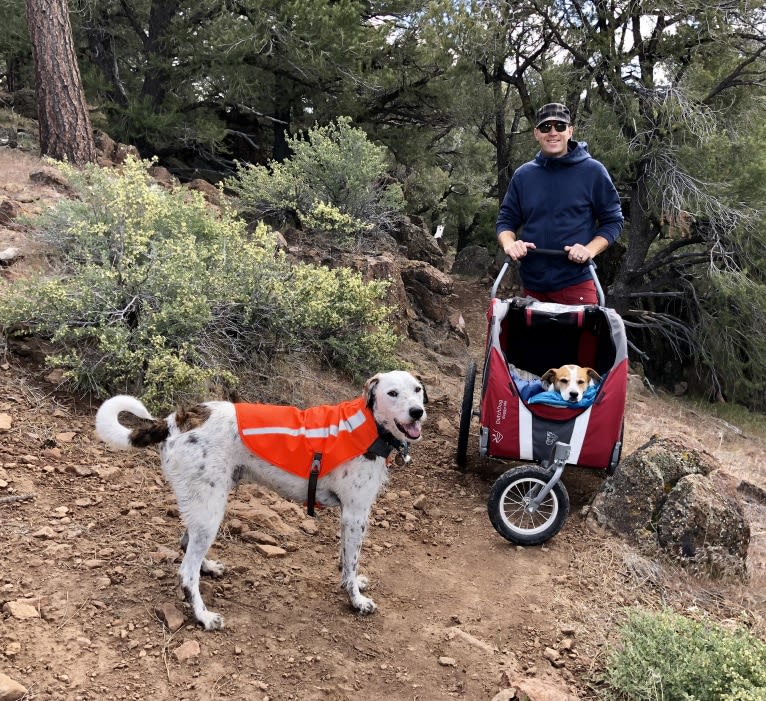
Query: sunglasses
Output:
[[537, 122, 569, 133]]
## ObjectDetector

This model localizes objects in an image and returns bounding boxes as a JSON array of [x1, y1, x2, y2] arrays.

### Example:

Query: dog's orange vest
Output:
[[235, 396, 380, 478]]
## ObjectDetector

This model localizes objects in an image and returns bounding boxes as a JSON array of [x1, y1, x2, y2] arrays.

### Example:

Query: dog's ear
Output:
[[541, 369, 557, 388], [364, 374, 382, 408], [586, 368, 602, 384], [414, 373, 429, 404]]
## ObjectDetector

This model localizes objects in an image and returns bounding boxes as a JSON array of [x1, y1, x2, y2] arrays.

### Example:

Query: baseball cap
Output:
[[535, 103, 571, 127]]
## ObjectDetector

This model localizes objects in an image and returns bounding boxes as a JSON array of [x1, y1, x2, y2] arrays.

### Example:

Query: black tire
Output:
[[487, 466, 570, 545], [607, 420, 625, 476], [456, 361, 477, 471]]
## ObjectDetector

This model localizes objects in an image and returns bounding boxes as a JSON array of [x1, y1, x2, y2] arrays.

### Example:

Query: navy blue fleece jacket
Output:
[[496, 140, 623, 292]]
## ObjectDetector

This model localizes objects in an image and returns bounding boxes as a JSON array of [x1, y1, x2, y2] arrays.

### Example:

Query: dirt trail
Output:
[[1, 148, 765, 701]]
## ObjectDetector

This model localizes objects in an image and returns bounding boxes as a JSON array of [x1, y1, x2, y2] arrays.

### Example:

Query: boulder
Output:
[[452, 245, 493, 278], [187, 178, 222, 206], [391, 217, 445, 270], [589, 435, 750, 579], [656, 473, 749, 579], [400, 260, 453, 324]]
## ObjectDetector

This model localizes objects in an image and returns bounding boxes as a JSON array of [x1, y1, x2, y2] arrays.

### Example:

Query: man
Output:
[[496, 102, 623, 304]]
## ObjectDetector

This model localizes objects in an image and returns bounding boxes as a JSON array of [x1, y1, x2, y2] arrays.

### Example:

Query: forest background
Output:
[[2, 0, 766, 410]]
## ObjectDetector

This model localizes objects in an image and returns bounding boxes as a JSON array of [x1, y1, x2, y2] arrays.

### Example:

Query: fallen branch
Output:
[[0, 493, 36, 505]]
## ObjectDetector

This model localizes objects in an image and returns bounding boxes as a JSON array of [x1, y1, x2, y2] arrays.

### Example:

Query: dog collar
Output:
[[365, 426, 411, 465]]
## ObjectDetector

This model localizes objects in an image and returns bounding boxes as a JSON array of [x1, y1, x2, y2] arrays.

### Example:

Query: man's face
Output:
[[534, 121, 573, 158]]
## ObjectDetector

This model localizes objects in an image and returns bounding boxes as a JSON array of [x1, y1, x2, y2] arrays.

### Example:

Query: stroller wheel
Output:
[[455, 361, 477, 471], [487, 466, 570, 545]]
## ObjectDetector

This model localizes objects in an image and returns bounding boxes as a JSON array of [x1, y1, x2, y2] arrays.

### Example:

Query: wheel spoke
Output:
[[501, 478, 556, 533], [488, 467, 569, 545]]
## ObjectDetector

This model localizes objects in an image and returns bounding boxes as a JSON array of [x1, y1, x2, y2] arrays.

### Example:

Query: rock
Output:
[[451, 244, 493, 278], [437, 656, 457, 667], [155, 603, 185, 632], [491, 691, 516, 701], [32, 526, 56, 539], [401, 261, 453, 323], [112, 142, 140, 165], [255, 544, 288, 558], [511, 677, 580, 700], [148, 545, 180, 563], [228, 502, 298, 536], [2, 600, 40, 620], [148, 165, 179, 187], [543, 646, 565, 667], [657, 473, 749, 579], [0, 672, 27, 701], [589, 434, 721, 541], [446, 626, 497, 654], [448, 311, 469, 345], [29, 168, 73, 195], [241, 530, 279, 546], [0, 413, 11, 432], [46, 369, 66, 384], [300, 518, 319, 535], [391, 216, 446, 270], [590, 434, 749, 579], [738, 480, 766, 504], [4, 642, 21, 657], [187, 178, 221, 206], [173, 639, 201, 663], [0, 245, 21, 267]]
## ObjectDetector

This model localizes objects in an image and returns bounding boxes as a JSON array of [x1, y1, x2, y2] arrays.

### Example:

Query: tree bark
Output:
[[25, 0, 96, 164]]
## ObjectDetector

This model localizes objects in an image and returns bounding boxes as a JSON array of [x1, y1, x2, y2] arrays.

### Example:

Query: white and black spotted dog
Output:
[[95, 371, 426, 630]]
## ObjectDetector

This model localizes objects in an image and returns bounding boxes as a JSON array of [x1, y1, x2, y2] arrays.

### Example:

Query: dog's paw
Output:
[[198, 611, 225, 631], [201, 558, 225, 578], [356, 575, 369, 592], [352, 596, 377, 615]]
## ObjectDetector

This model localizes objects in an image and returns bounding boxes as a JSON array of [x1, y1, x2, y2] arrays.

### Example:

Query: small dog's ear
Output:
[[541, 369, 557, 388], [414, 374, 429, 403], [364, 374, 382, 408], [586, 368, 602, 384]]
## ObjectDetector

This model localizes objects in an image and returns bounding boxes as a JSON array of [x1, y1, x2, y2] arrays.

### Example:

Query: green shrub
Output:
[[603, 608, 766, 700], [227, 116, 405, 242], [0, 157, 398, 409]]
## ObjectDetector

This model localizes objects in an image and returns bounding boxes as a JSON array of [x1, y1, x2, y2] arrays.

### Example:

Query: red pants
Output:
[[524, 279, 598, 305]]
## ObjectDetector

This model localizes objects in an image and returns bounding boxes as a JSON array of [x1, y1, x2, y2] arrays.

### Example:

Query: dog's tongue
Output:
[[402, 421, 422, 440]]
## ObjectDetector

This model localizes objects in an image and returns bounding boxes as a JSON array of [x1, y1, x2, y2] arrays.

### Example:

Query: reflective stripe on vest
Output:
[[235, 396, 379, 478]]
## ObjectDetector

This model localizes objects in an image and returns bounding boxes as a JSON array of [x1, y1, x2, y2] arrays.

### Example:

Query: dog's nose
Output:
[[569, 391, 579, 400], [409, 407, 424, 420]]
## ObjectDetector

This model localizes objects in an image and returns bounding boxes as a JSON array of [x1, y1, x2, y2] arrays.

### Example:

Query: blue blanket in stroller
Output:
[[513, 375, 600, 408]]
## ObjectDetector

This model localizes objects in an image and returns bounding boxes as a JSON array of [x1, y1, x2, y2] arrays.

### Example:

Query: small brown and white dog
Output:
[[95, 370, 426, 630], [541, 364, 602, 403]]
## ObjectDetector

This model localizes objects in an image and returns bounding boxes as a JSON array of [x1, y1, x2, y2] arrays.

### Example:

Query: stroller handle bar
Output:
[[492, 249, 605, 305]]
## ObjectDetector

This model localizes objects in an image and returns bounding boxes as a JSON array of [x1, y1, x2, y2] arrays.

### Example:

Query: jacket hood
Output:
[[535, 140, 592, 167]]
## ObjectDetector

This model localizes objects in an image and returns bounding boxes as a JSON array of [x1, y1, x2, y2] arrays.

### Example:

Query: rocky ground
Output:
[[1, 147, 765, 701]]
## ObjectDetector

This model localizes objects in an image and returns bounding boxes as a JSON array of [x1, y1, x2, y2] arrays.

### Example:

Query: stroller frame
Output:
[[457, 253, 629, 545]]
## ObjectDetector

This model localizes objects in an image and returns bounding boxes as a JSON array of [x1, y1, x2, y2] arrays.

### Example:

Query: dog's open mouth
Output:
[[396, 420, 422, 440]]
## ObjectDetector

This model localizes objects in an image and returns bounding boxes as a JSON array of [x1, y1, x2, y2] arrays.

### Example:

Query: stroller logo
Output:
[[494, 399, 507, 425], [545, 431, 558, 446], [491, 430, 504, 444]]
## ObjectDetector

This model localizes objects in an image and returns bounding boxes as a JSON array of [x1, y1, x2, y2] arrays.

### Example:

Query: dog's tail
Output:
[[95, 395, 169, 449]]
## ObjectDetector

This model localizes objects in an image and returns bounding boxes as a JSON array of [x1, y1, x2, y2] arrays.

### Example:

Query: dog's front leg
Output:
[[339, 507, 376, 614]]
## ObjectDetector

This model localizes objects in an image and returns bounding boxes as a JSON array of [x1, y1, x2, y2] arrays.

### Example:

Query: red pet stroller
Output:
[[456, 251, 628, 545]]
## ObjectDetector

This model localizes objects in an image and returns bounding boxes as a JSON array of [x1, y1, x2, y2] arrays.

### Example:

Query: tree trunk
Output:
[[609, 166, 656, 314], [25, 0, 96, 165], [140, 0, 181, 109]]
